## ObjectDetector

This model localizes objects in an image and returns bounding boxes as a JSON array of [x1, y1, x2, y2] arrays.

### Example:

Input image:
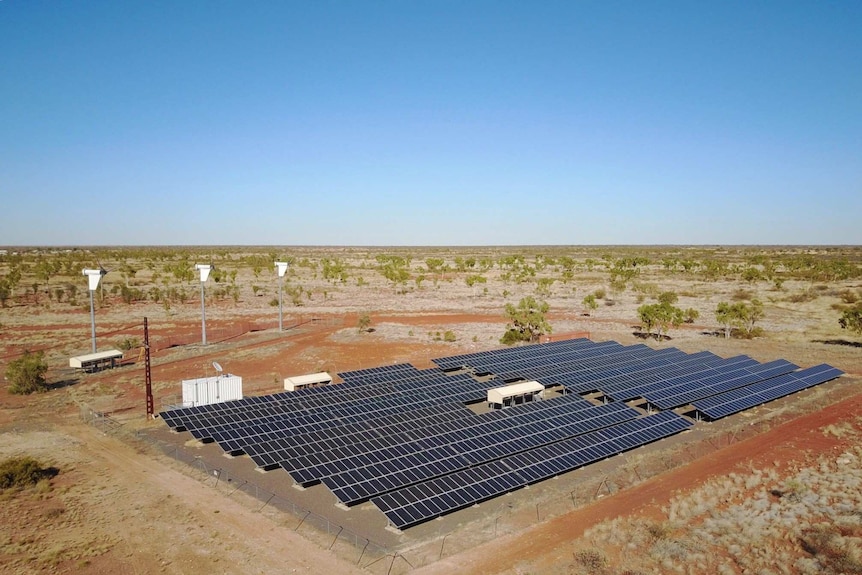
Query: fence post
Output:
[[357, 540, 369, 566], [329, 526, 343, 550], [257, 493, 275, 512], [294, 511, 310, 531]]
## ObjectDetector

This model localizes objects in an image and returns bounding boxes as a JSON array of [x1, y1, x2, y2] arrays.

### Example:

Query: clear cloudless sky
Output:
[[1, 1, 860, 245]]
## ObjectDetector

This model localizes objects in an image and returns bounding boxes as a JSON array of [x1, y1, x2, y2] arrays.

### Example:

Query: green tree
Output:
[[638, 302, 685, 339], [501, 297, 551, 345], [424, 258, 444, 274], [0, 279, 10, 308], [684, 308, 700, 323], [5, 351, 49, 395], [465, 274, 487, 290], [357, 313, 371, 333], [715, 302, 736, 338], [536, 277, 555, 296], [582, 294, 598, 314], [714, 299, 764, 339], [377, 255, 411, 292], [839, 306, 862, 335]]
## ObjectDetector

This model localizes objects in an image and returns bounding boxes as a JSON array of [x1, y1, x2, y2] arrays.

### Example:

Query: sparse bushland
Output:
[[580, 437, 862, 574]]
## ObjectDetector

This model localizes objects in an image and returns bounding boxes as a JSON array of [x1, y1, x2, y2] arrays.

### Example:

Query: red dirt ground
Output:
[[419, 390, 862, 575], [2, 309, 860, 575]]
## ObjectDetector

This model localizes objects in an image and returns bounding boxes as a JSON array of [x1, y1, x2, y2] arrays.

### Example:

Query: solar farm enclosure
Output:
[[160, 339, 842, 530]]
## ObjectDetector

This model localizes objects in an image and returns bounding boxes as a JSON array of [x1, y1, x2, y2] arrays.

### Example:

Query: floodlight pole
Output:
[[195, 264, 213, 346], [275, 262, 289, 332], [83, 268, 107, 353], [88, 289, 97, 353]]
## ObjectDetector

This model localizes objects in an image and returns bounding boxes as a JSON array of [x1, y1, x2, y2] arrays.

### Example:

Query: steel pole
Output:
[[89, 289, 97, 353], [144, 317, 153, 418], [200, 281, 207, 346], [278, 275, 284, 332]]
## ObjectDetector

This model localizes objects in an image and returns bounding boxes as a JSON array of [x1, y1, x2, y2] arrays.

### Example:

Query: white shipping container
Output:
[[181, 375, 243, 407]]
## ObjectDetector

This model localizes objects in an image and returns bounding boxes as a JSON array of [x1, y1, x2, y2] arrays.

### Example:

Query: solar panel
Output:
[[642, 359, 800, 410], [372, 412, 693, 528], [692, 364, 843, 419], [319, 402, 639, 505]]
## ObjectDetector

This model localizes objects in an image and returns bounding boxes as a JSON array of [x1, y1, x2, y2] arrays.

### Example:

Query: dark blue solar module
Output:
[[642, 359, 800, 410], [692, 364, 843, 419], [318, 401, 638, 504], [372, 412, 693, 529]]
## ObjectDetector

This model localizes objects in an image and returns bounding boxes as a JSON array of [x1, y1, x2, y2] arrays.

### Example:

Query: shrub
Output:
[[269, 298, 279, 307], [443, 331, 457, 342], [786, 289, 818, 303], [839, 289, 859, 304], [658, 291, 678, 305], [574, 548, 608, 573], [116, 337, 140, 351], [0, 456, 57, 490], [594, 288, 607, 299], [731, 288, 754, 301], [6, 351, 49, 395]]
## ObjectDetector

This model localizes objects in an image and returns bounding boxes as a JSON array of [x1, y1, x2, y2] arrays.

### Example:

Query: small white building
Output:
[[284, 372, 332, 392], [182, 374, 243, 407], [70, 349, 123, 372], [487, 381, 544, 409]]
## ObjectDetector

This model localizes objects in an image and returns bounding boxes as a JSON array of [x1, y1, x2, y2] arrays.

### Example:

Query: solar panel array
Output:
[[692, 364, 844, 419], [159, 338, 843, 530], [372, 411, 692, 529]]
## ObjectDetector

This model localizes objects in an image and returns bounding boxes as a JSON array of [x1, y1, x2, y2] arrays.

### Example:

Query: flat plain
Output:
[[1, 245, 860, 574]]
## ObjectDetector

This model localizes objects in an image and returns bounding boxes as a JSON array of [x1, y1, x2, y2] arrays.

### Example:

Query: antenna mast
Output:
[[144, 317, 153, 418]]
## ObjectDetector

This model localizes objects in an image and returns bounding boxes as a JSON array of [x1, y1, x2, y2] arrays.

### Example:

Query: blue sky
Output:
[[1, 1, 860, 245]]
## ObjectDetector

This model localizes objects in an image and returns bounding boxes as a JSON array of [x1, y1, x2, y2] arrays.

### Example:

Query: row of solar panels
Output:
[[338, 362, 420, 383], [162, 370, 478, 435], [432, 337, 607, 372], [159, 338, 844, 529], [289, 399, 627, 492], [373, 411, 692, 528], [319, 401, 639, 506], [692, 364, 844, 419]]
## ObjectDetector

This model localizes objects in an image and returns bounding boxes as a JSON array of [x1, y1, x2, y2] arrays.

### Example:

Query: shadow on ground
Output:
[[812, 339, 862, 348]]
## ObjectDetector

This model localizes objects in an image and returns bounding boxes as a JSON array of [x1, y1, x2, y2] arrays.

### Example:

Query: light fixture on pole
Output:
[[195, 264, 213, 345], [82, 267, 108, 353], [275, 261, 289, 332]]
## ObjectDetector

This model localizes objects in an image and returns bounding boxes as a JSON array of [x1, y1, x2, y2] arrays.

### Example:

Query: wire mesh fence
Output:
[[78, 404, 397, 571], [78, 386, 825, 573]]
